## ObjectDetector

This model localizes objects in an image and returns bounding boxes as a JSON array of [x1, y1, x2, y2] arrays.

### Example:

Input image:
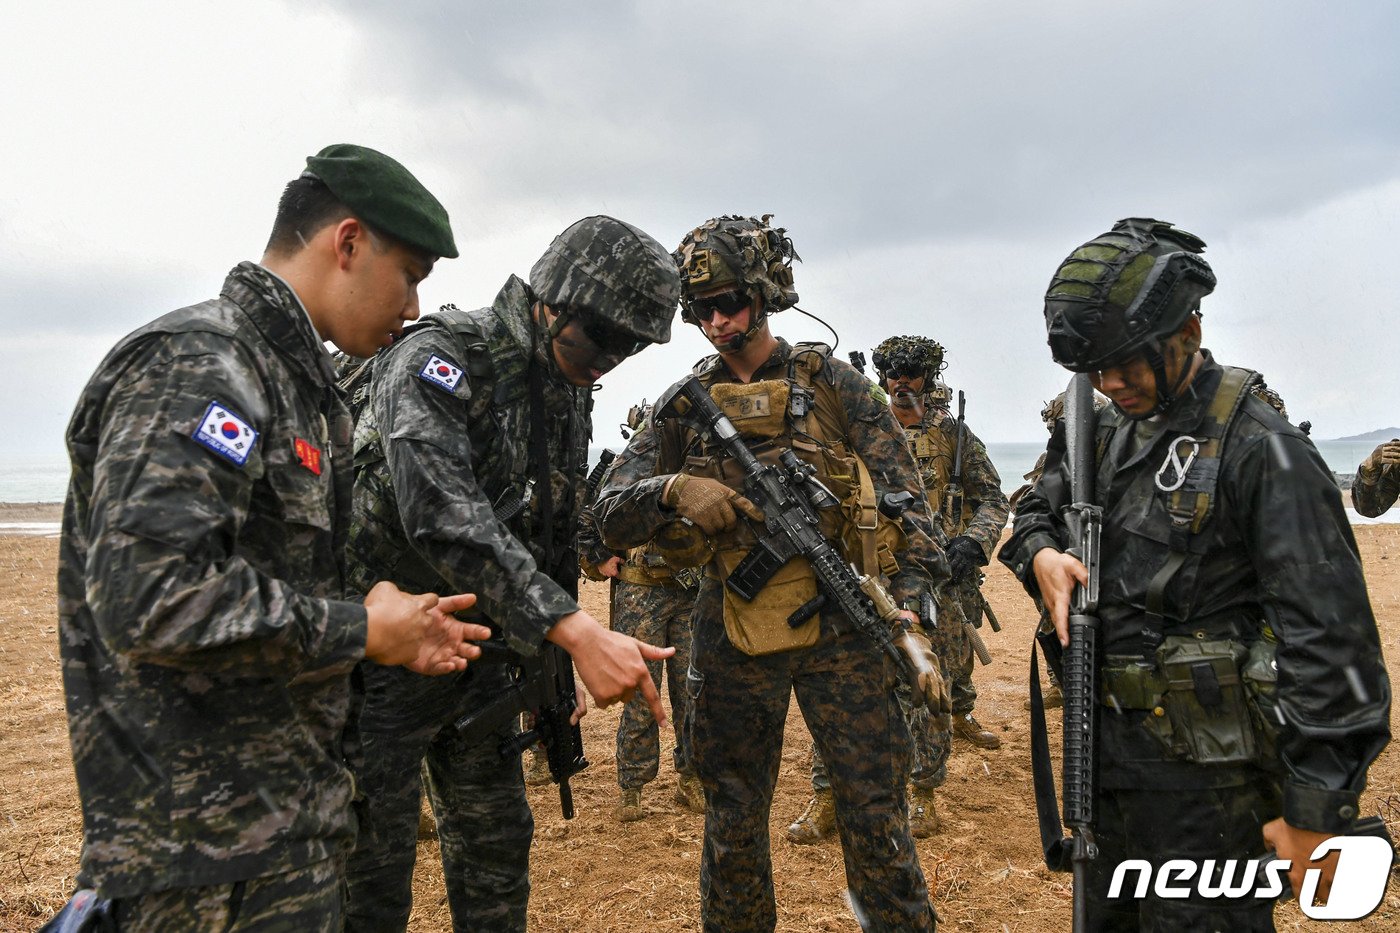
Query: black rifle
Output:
[[654, 376, 922, 687], [942, 390, 966, 535], [454, 640, 589, 818], [1060, 373, 1103, 932], [583, 449, 617, 507]]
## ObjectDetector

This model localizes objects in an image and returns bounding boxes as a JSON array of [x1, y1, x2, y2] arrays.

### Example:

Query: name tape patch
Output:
[[419, 354, 464, 392], [193, 401, 259, 467]]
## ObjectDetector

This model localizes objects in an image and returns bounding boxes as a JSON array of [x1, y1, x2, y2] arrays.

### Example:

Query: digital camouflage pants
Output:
[[345, 662, 532, 933], [688, 578, 935, 933], [111, 857, 342, 932], [610, 578, 697, 789]]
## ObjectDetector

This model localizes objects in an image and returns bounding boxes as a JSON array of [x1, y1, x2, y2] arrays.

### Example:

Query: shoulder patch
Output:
[[869, 384, 889, 405], [193, 401, 259, 467], [418, 354, 465, 393]]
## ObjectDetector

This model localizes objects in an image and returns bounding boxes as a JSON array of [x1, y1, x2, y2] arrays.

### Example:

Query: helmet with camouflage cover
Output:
[[1044, 217, 1215, 416], [872, 335, 946, 384], [530, 215, 679, 345], [675, 214, 800, 330]]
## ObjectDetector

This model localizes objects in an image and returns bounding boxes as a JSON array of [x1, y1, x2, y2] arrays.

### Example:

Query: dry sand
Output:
[[4, 527, 1400, 931]]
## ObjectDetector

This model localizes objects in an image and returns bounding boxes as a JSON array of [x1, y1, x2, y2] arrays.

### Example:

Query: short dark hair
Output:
[[264, 175, 353, 256]]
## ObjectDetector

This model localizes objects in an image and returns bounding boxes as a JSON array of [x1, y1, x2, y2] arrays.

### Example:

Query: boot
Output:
[[1024, 681, 1064, 711], [674, 773, 706, 814], [954, 712, 1002, 749], [786, 789, 836, 844], [614, 787, 644, 823], [909, 787, 940, 839], [523, 749, 552, 786]]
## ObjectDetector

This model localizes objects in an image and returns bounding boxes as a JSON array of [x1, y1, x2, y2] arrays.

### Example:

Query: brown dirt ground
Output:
[[4, 527, 1400, 931]]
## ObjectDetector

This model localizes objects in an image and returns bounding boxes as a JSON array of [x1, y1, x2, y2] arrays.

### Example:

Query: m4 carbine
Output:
[[654, 375, 926, 696]]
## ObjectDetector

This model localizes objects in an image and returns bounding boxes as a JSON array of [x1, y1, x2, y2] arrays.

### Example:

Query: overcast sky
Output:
[[3, 0, 1399, 461]]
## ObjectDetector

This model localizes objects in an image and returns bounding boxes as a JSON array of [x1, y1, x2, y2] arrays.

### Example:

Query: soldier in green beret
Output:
[[51, 145, 486, 931]]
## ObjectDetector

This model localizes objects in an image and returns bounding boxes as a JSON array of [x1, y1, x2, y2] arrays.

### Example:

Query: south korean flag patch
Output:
[[418, 354, 464, 393], [193, 401, 259, 467]]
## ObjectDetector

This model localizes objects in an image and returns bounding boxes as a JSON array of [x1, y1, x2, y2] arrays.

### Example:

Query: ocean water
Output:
[[0, 439, 1385, 504]]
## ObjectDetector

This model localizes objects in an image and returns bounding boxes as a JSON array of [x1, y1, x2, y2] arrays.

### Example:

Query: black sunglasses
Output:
[[570, 309, 650, 360], [685, 290, 751, 323]]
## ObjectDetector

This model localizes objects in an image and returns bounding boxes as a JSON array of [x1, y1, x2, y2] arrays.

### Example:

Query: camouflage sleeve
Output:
[[1351, 460, 1400, 518], [373, 332, 575, 654], [576, 505, 619, 578], [956, 421, 1010, 560], [87, 337, 367, 675], [594, 395, 684, 551], [829, 358, 946, 605]]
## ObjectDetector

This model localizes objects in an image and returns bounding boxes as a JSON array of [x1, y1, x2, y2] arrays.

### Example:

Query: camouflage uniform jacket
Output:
[[346, 275, 588, 652], [1001, 354, 1391, 831], [594, 338, 946, 609], [1353, 459, 1400, 518], [907, 409, 1009, 560], [58, 262, 367, 897]]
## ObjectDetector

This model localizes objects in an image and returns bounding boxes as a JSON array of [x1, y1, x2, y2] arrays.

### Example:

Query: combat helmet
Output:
[[674, 214, 799, 349], [530, 215, 679, 346], [1044, 217, 1215, 416], [872, 335, 946, 384]]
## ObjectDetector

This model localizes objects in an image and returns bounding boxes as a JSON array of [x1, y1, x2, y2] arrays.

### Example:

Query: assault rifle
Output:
[[583, 449, 617, 507], [654, 375, 924, 691], [1060, 372, 1103, 932], [455, 639, 588, 819], [942, 390, 966, 535]]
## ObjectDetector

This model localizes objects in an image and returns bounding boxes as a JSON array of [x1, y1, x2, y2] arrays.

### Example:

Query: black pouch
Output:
[[1153, 636, 1258, 765], [39, 890, 117, 933]]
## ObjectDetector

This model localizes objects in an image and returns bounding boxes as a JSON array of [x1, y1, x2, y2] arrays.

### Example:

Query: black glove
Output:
[[945, 535, 986, 584]]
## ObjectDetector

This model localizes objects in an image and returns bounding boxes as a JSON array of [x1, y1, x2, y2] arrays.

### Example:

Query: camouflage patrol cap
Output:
[[871, 335, 945, 381], [303, 144, 458, 258], [675, 214, 799, 319], [1044, 217, 1214, 372], [530, 216, 679, 345]]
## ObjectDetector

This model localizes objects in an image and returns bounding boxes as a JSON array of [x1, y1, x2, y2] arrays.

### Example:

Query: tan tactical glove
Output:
[[663, 474, 765, 535], [1360, 440, 1400, 479], [895, 627, 951, 727]]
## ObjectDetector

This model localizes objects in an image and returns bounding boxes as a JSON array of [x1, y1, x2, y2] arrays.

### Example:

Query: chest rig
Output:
[[682, 343, 901, 582], [1095, 365, 1258, 633]]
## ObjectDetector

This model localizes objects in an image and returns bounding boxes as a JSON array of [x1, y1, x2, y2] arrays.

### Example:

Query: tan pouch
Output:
[[709, 380, 789, 439], [716, 547, 820, 655]]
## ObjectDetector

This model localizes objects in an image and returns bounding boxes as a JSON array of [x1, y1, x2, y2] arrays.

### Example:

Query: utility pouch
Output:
[[716, 547, 820, 655], [1241, 637, 1280, 766], [1152, 636, 1258, 765]]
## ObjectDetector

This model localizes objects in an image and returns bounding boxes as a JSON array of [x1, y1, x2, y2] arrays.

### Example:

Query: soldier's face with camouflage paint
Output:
[[884, 372, 926, 410], [326, 221, 434, 357], [545, 305, 648, 386]]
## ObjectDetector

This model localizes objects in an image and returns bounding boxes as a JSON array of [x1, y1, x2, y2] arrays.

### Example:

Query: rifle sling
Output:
[[1029, 639, 1073, 872]]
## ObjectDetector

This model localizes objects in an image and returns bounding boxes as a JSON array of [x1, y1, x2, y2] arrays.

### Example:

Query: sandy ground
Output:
[[4, 526, 1400, 931]]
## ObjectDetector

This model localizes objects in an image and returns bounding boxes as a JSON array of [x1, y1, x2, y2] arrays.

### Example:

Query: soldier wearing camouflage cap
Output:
[[1002, 218, 1390, 929], [341, 216, 681, 932], [53, 145, 486, 929], [594, 214, 948, 932]]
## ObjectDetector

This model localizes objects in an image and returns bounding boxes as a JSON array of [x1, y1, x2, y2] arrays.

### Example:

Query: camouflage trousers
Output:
[[948, 580, 983, 715], [610, 578, 697, 789], [345, 661, 532, 933], [1085, 782, 1280, 932], [111, 857, 342, 932], [689, 578, 935, 933], [811, 674, 950, 792]]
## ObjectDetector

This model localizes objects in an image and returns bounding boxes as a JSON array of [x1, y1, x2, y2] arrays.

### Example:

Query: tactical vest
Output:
[[905, 415, 968, 534], [343, 304, 589, 597], [678, 343, 904, 654]]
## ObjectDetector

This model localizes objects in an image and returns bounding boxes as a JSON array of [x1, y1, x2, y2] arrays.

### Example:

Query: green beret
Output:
[[303, 144, 458, 259]]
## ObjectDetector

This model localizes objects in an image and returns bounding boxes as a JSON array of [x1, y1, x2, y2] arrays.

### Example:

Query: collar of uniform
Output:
[[222, 261, 337, 387], [488, 273, 582, 415], [1113, 350, 1225, 473], [711, 337, 794, 383]]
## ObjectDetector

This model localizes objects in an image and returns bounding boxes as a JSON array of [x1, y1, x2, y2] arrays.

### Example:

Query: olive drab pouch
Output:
[[716, 547, 821, 655], [1152, 636, 1258, 765], [708, 379, 790, 439], [1241, 636, 1281, 766]]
